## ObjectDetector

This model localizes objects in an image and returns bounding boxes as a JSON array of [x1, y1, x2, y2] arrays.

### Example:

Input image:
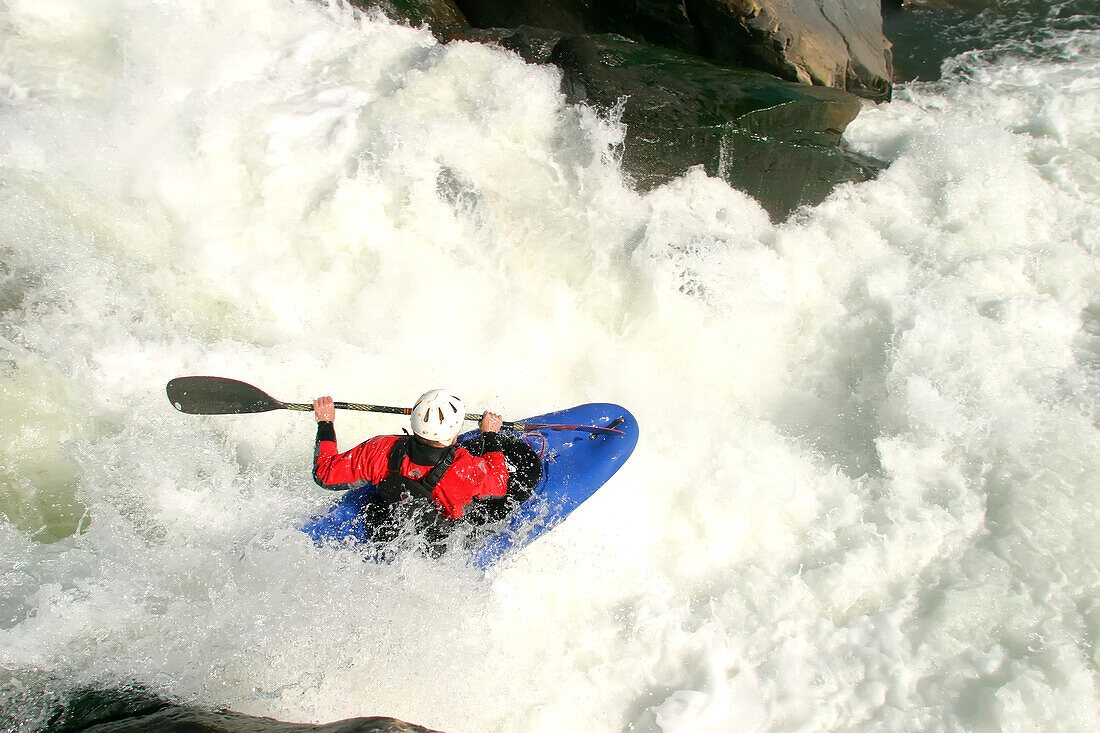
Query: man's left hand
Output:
[[313, 396, 335, 422], [480, 411, 503, 433]]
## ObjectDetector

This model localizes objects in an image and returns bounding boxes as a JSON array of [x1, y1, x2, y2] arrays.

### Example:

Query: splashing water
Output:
[[1, 1, 1098, 730]]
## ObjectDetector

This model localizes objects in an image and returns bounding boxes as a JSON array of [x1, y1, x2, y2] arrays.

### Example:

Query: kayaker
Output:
[[311, 389, 509, 549]]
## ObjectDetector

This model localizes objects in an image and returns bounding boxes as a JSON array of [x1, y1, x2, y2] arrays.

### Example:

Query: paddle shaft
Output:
[[281, 401, 604, 432], [166, 376, 624, 434], [282, 400, 490, 425]]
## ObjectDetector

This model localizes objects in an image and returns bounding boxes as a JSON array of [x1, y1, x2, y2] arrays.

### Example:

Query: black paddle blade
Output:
[[166, 376, 285, 415]]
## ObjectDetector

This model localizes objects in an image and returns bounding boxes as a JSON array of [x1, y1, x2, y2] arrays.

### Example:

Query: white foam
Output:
[[2, 3, 1099, 731]]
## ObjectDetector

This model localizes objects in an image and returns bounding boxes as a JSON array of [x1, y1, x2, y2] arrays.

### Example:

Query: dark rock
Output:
[[451, 0, 590, 33], [441, 24, 564, 65], [452, 0, 701, 52], [350, 0, 468, 31], [81, 708, 442, 733], [449, 0, 892, 100], [41, 686, 443, 733], [688, 1, 893, 101], [352, 5, 888, 217], [549, 33, 877, 218]]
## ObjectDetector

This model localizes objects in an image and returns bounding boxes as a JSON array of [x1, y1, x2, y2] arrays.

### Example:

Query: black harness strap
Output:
[[387, 437, 457, 491], [367, 438, 459, 553]]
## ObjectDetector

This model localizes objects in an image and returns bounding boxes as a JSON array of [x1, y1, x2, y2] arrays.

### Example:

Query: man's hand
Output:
[[313, 396, 335, 423], [480, 411, 503, 433]]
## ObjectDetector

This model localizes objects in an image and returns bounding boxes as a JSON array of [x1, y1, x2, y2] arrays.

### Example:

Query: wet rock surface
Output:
[[444, 0, 893, 100], [44, 687, 442, 733], [356, 0, 890, 218]]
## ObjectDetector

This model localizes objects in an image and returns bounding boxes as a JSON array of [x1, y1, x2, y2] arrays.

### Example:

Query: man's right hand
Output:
[[313, 396, 335, 422]]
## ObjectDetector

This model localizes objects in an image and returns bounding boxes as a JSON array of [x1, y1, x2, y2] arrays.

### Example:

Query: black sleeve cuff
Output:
[[316, 421, 336, 443], [479, 432, 503, 453]]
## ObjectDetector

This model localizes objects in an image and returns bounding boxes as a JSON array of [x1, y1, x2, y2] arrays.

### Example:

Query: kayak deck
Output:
[[300, 403, 638, 566]]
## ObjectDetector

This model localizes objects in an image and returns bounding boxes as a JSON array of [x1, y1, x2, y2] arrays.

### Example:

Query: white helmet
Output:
[[410, 389, 465, 443]]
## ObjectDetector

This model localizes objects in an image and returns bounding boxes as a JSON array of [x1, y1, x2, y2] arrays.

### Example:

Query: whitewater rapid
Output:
[[2, 1, 1098, 731]]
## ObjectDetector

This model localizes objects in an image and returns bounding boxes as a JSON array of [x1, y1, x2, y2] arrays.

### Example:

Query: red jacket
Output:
[[313, 429, 508, 519]]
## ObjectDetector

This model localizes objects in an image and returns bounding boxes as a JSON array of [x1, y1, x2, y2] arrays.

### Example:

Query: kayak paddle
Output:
[[165, 376, 625, 434]]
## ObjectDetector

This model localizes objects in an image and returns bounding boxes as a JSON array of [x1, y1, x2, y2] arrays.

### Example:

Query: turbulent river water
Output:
[[2, 1, 1099, 730]]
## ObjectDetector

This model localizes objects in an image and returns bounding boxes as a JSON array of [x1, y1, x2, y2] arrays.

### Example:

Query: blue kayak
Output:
[[300, 403, 638, 566]]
